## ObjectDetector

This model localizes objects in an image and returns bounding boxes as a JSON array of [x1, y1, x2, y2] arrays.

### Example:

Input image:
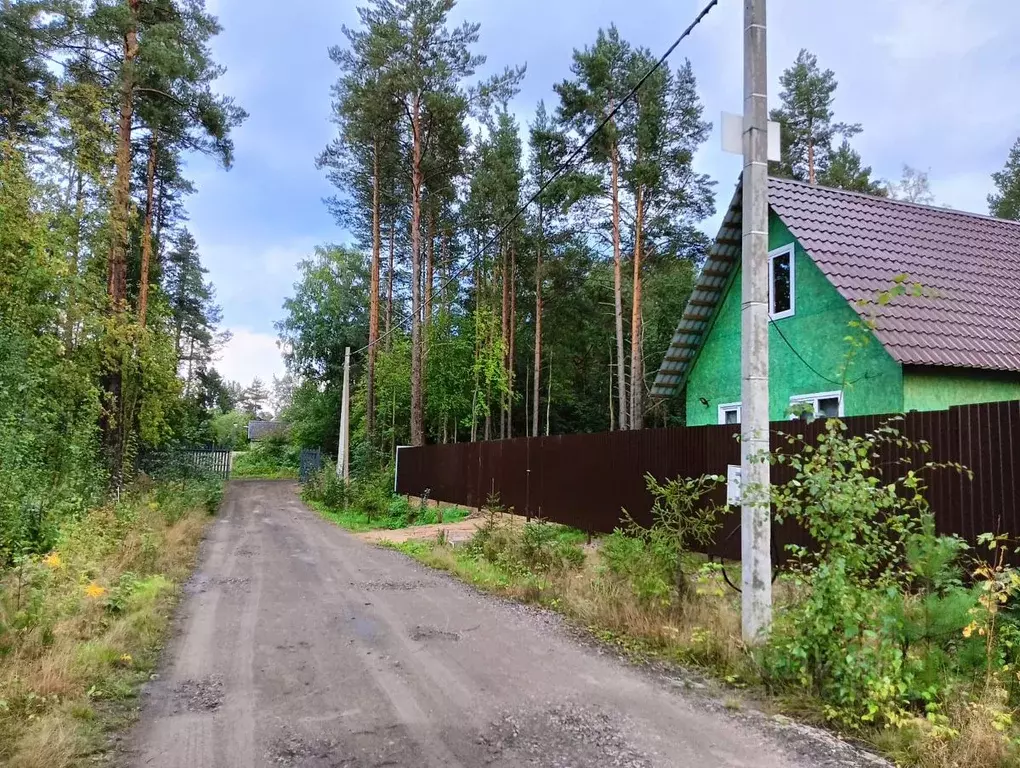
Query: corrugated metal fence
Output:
[[395, 400, 1020, 560]]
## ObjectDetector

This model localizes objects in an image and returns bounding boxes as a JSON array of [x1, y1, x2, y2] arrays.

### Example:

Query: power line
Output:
[[769, 318, 871, 387], [353, 0, 721, 356]]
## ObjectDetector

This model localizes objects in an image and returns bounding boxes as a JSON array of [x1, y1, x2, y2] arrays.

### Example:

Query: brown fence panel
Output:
[[395, 401, 1020, 554]]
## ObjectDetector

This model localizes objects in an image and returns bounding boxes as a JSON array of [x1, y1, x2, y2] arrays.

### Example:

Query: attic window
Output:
[[769, 244, 795, 319]]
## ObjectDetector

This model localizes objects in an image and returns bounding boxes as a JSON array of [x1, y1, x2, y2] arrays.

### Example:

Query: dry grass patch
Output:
[[0, 479, 220, 767]]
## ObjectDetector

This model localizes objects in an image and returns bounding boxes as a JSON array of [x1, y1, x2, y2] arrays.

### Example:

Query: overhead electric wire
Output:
[[352, 0, 721, 355], [769, 318, 872, 387]]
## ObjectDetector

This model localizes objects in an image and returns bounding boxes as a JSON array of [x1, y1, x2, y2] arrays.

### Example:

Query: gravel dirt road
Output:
[[123, 480, 884, 768]]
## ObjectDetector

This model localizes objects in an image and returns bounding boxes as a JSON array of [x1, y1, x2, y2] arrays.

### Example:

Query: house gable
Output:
[[684, 213, 903, 426], [903, 367, 1020, 412], [655, 177, 1020, 404]]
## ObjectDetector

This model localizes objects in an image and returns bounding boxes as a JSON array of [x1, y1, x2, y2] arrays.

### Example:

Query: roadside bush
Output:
[[601, 473, 724, 605], [0, 479, 217, 764], [232, 435, 300, 478], [303, 463, 465, 532], [465, 496, 586, 575], [762, 418, 996, 737]]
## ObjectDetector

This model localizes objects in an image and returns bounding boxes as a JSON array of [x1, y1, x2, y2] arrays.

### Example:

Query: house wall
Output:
[[903, 367, 1020, 411], [685, 214, 903, 426]]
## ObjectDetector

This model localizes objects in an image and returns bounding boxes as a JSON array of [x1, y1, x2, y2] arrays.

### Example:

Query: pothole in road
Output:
[[409, 625, 460, 642], [268, 726, 413, 768], [480, 704, 652, 768], [215, 576, 251, 591], [171, 675, 223, 713], [351, 579, 435, 591], [276, 640, 312, 653]]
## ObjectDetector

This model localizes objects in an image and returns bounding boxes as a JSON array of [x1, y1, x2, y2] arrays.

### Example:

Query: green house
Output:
[[652, 178, 1020, 426]]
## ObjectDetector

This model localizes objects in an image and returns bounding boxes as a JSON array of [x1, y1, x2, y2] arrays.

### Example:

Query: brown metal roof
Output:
[[652, 177, 1020, 398]]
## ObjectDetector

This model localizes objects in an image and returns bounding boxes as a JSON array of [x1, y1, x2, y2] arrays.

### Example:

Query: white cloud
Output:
[[215, 327, 286, 387], [873, 0, 998, 61], [189, 233, 322, 330]]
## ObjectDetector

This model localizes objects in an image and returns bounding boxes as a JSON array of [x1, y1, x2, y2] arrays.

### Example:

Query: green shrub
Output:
[[465, 497, 585, 576], [601, 473, 723, 605], [763, 418, 980, 730], [232, 435, 300, 478], [303, 465, 465, 532]]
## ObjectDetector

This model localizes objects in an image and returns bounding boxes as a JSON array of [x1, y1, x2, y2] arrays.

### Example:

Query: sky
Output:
[[190, 0, 1020, 388]]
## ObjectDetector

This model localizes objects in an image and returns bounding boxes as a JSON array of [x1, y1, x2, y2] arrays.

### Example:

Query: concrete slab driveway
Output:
[[123, 480, 881, 768]]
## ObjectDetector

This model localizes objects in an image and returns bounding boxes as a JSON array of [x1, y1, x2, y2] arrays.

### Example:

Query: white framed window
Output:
[[718, 402, 741, 425], [769, 243, 795, 319], [789, 391, 843, 421]]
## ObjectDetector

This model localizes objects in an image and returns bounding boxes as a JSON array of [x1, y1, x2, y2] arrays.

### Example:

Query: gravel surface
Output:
[[121, 479, 887, 768]]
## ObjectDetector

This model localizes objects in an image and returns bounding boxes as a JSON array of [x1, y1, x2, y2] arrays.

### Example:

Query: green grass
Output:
[[307, 497, 469, 532], [0, 480, 220, 767], [384, 539, 546, 591]]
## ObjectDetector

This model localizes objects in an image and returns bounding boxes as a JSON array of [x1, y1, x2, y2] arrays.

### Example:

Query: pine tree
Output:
[[360, 0, 483, 446], [770, 49, 860, 184], [556, 26, 632, 430], [621, 53, 713, 428], [132, 1, 245, 327], [0, 0, 55, 142], [164, 230, 223, 389], [320, 15, 402, 437], [819, 139, 886, 195], [989, 137, 1020, 220], [527, 101, 568, 437], [242, 378, 270, 419]]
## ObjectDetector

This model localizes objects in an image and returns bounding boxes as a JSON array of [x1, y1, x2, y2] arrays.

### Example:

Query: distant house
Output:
[[247, 420, 288, 441], [653, 177, 1020, 425]]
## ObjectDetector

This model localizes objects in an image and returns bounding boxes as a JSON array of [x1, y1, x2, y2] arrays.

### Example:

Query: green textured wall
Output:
[[684, 213, 903, 426], [903, 368, 1020, 411]]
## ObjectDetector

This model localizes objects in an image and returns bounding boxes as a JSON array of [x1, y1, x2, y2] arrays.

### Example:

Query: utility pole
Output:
[[740, 0, 772, 642], [336, 346, 351, 483]]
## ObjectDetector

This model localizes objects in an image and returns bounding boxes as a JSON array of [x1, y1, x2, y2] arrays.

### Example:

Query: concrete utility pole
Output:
[[337, 346, 351, 483], [740, 0, 772, 642]]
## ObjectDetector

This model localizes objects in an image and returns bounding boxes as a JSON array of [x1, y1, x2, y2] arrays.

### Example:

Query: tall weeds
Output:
[[0, 479, 220, 767]]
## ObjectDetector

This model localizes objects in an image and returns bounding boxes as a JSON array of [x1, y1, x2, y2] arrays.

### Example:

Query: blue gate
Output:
[[299, 448, 322, 482]]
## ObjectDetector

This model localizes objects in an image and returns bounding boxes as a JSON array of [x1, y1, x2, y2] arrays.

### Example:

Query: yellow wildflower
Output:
[[119, 654, 133, 666], [42, 552, 62, 569], [84, 582, 107, 599], [963, 621, 977, 639]]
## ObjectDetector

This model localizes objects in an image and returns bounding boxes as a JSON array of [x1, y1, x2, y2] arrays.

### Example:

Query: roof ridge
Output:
[[768, 176, 1020, 229]]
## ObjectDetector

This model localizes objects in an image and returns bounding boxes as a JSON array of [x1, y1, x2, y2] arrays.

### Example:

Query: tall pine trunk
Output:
[[500, 240, 510, 440], [386, 219, 394, 348], [508, 241, 516, 439], [470, 258, 481, 444], [107, 7, 138, 309], [609, 128, 627, 430], [138, 132, 158, 327], [103, 0, 140, 485], [367, 138, 381, 435], [546, 349, 552, 437], [532, 203, 543, 437], [409, 95, 425, 446], [807, 121, 816, 184], [424, 208, 435, 364], [629, 184, 644, 429], [65, 167, 85, 350]]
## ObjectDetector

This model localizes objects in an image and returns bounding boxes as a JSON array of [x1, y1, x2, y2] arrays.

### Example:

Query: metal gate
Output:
[[299, 448, 322, 482]]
